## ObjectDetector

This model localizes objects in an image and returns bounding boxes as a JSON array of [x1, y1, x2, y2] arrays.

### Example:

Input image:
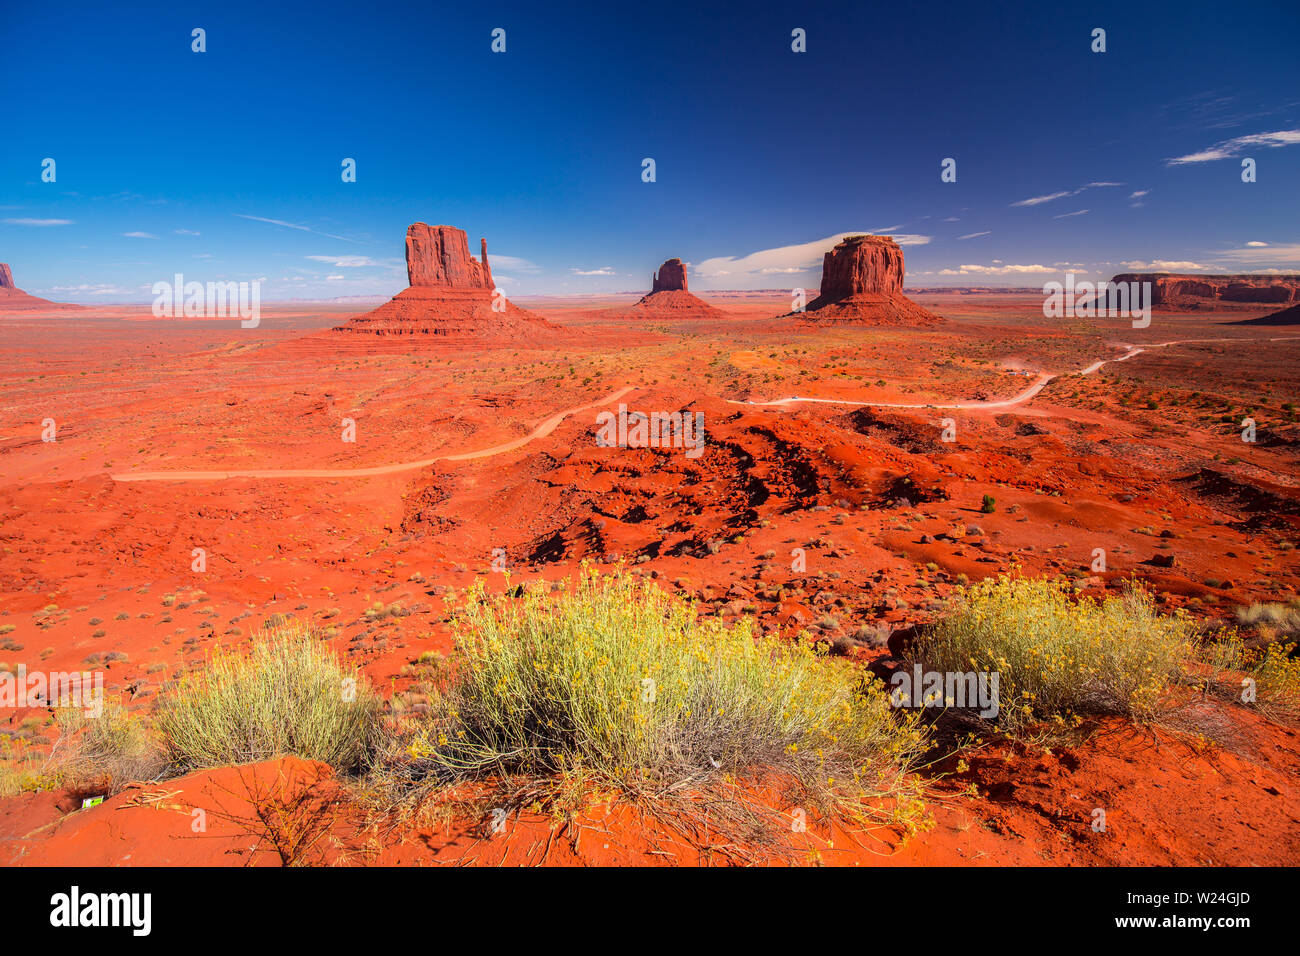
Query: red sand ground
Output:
[[1, 293, 1298, 865]]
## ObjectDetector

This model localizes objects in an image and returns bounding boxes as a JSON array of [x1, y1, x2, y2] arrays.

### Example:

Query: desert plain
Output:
[[1, 275, 1298, 866]]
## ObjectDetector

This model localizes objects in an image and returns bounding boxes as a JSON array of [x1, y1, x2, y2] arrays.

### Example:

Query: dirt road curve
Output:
[[112, 385, 638, 482], [111, 335, 1300, 482], [736, 336, 1300, 411]]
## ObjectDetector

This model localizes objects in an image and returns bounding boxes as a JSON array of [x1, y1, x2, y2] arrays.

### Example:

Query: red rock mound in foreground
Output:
[[631, 258, 727, 319], [0, 262, 77, 311], [802, 236, 942, 325], [330, 224, 556, 343]]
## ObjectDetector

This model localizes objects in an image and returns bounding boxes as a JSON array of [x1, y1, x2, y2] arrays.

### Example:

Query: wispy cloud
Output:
[[695, 231, 931, 288], [4, 217, 73, 226], [1011, 191, 1074, 207], [1166, 129, 1300, 165], [490, 254, 542, 274], [1011, 182, 1124, 207], [1052, 209, 1090, 220], [570, 266, 616, 276], [122, 231, 158, 239], [1120, 259, 1211, 271], [957, 231, 990, 240], [1216, 242, 1300, 265], [234, 214, 359, 243], [305, 254, 376, 267], [174, 228, 200, 236], [938, 263, 1057, 276]]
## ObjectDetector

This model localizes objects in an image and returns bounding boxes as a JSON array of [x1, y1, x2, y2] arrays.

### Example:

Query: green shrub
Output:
[[155, 626, 383, 774], [912, 576, 1196, 731], [410, 571, 923, 803]]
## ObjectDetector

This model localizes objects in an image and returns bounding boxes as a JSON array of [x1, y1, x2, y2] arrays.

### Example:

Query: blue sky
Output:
[[2, 0, 1298, 301]]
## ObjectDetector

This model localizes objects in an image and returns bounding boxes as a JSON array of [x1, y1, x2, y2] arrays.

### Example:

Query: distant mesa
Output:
[[631, 258, 726, 319], [802, 236, 942, 325], [0, 262, 77, 311], [331, 223, 555, 342], [1110, 272, 1300, 310]]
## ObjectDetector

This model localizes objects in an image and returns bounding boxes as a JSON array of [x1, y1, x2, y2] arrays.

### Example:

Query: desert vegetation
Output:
[[5, 569, 1299, 862]]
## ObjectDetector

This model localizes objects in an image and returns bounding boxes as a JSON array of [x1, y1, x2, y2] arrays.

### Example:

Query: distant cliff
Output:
[[1109, 273, 1300, 309]]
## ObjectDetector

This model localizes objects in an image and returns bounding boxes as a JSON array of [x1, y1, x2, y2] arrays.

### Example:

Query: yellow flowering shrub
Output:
[[915, 575, 1197, 731], [418, 569, 924, 801]]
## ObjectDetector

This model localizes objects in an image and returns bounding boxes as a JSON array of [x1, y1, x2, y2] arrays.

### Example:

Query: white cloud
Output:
[[305, 255, 376, 267], [4, 217, 73, 226], [1052, 209, 1090, 220], [938, 263, 1057, 275], [1129, 190, 1149, 199], [570, 266, 617, 276], [1217, 242, 1300, 265], [1120, 259, 1211, 271], [234, 214, 358, 242], [1012, 182, 1124, 207], [122, 231, 157, 239], [1011, 190, 1074, 207], [1245, 240, 1269, 247], [46, 283, 131, 294], [1166, 129, 1300, 165], [490, 254, 542, 274], [174, 228, 201, 236], [957, 231, 990, 240], [694, 232, 931, 288]]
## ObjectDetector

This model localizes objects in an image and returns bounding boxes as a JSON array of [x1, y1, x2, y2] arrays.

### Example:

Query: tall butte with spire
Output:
[[631, 258, 726, 319], [801, 235, 941, 325], [331, 223, 555, 342]]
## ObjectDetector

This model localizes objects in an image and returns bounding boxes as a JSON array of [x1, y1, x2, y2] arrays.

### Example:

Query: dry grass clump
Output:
[[912, 576, 1197, 732], [48, 700, 164, 792], [1236, 599, 1300, 640], [155, 625, 383, 775], [395, 570, 924, 816]]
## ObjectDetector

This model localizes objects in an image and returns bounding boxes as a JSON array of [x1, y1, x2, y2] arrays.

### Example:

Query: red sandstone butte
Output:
[[1110, 272, 1300, 310], [632, 258, 726, 319], [803, 236, 941, 325], [331, 224, 555, 342], [651, 258, 688, 293], [0, 262, 75, 311]]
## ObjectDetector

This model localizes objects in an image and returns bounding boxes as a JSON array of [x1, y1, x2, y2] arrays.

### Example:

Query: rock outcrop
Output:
[[331, 223, 555, 344], [0, 262, 74, 311], [1110, 273, 1300, 310], [632, 258, 727, 319], [406, 224, 495, 289], [651, 258, 688, 293], [803, 236, 941, 325]]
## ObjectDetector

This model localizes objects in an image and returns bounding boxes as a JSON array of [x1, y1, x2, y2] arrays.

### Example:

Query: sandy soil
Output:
[[2, 292, 1298, 865]]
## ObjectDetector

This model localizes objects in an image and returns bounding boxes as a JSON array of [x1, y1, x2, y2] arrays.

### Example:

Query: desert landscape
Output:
[[0, 5, 1297, 922], [1, 227, 1298, 868]]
